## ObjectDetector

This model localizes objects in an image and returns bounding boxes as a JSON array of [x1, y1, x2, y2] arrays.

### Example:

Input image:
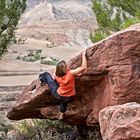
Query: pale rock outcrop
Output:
[[17, 0, 97, 48], [52, 1, 93, 20], [99, 102, 140, 140]]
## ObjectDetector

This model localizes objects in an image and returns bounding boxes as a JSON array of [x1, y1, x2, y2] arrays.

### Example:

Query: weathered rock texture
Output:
[[99, 102, 140, 140], [7, 24, 140, 127], [17, 0, 97, 48]]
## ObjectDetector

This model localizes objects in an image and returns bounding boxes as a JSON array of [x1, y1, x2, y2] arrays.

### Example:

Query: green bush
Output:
[[15, 119, 73, 139], [40, 59, 59, 66], [16, 120, 31, 134], [36, 49, 42, 54], [90, 30, 109, 43], [0, 116, 13, 134], [0, 0, 26, 56], [17, 49, 42, 62], [121, 18, 139, 29], [16, 50, 59, 65], [91, 0, 140, 42]]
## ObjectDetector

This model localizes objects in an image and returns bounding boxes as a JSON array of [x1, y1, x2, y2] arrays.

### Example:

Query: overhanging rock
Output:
[[7, 24, 140, 126]]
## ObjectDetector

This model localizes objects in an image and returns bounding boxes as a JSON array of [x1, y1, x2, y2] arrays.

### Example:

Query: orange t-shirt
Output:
[[55, 70, 76, 97]]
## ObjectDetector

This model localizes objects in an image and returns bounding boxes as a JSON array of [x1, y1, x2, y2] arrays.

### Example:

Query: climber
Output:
[[38, 50, 87, 120]]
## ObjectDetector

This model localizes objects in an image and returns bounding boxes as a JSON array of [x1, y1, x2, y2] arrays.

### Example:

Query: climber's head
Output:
[[55, 60, 67, 77]]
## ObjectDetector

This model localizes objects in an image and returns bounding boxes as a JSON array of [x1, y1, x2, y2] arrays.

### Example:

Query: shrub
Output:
[[15, 119, 73, 139], [17, 49, 42, 62], [91, 0, 140, 42], [0, 0, 26, 56], [90, 30, 109, 43], [40, 59, 59, 66]]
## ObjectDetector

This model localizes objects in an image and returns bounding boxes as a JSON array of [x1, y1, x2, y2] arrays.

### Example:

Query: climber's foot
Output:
[[59, 112, 64, 120]]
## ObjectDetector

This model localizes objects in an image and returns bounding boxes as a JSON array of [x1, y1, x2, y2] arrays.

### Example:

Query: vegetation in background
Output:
[[16, 49, 59, 65], [0, 0, 26, 56], [15, 119, 74, 140], [17, 49, 43, 62], [0, 113, 13, 139], [40, 58, 59, 66], [91, 0, 140, 43]]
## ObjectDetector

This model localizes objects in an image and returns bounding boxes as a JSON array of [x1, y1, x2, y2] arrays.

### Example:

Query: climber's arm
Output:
[[70, 51, 87, 76]]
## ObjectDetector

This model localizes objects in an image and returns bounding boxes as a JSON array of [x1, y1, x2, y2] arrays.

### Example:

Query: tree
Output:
[[91, 0, 140, 43], [0, 0, 26, 56]]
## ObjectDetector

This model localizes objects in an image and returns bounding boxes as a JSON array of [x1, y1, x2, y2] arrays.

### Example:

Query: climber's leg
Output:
[[38, 72, 60, 100], [59, 96, 71, 120]]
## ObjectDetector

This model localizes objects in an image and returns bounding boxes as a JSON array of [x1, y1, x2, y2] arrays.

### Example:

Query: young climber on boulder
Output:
[[38, 51, 87, 120]]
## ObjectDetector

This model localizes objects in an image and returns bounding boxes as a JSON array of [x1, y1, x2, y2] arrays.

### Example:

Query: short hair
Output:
[[55, 60, 67, 77]]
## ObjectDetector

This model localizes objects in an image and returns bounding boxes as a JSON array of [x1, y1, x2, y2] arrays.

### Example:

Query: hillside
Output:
[[17, 0, 97, 48]]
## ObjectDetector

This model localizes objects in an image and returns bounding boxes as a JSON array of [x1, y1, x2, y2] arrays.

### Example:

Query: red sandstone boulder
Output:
[[7, 24, 140, 127], [99, 102, 140, 140]]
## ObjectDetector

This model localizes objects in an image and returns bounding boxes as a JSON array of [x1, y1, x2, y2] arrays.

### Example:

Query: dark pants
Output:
[[39, 72, 71, 113]]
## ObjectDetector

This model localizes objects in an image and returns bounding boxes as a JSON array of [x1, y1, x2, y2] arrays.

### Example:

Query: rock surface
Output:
[[17, 0, 97, 48], [99, 102, 140, 140], [25, 0, 93, 21], [7, 24, 140, 127]]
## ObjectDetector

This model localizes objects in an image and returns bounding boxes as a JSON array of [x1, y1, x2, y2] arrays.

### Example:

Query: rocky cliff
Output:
[[25, 0, 94, 21], [7, 24, 140, 139], [17, 0, 97, 48]]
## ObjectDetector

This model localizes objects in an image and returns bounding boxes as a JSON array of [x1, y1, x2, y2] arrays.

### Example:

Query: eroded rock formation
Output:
[[99, 102, 140, 140], [18, 0, 97, 48], [7, 24, 140, 127]]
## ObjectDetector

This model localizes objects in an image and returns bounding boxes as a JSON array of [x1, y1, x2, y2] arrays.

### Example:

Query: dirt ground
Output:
[[0, 38, 84, 86]]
